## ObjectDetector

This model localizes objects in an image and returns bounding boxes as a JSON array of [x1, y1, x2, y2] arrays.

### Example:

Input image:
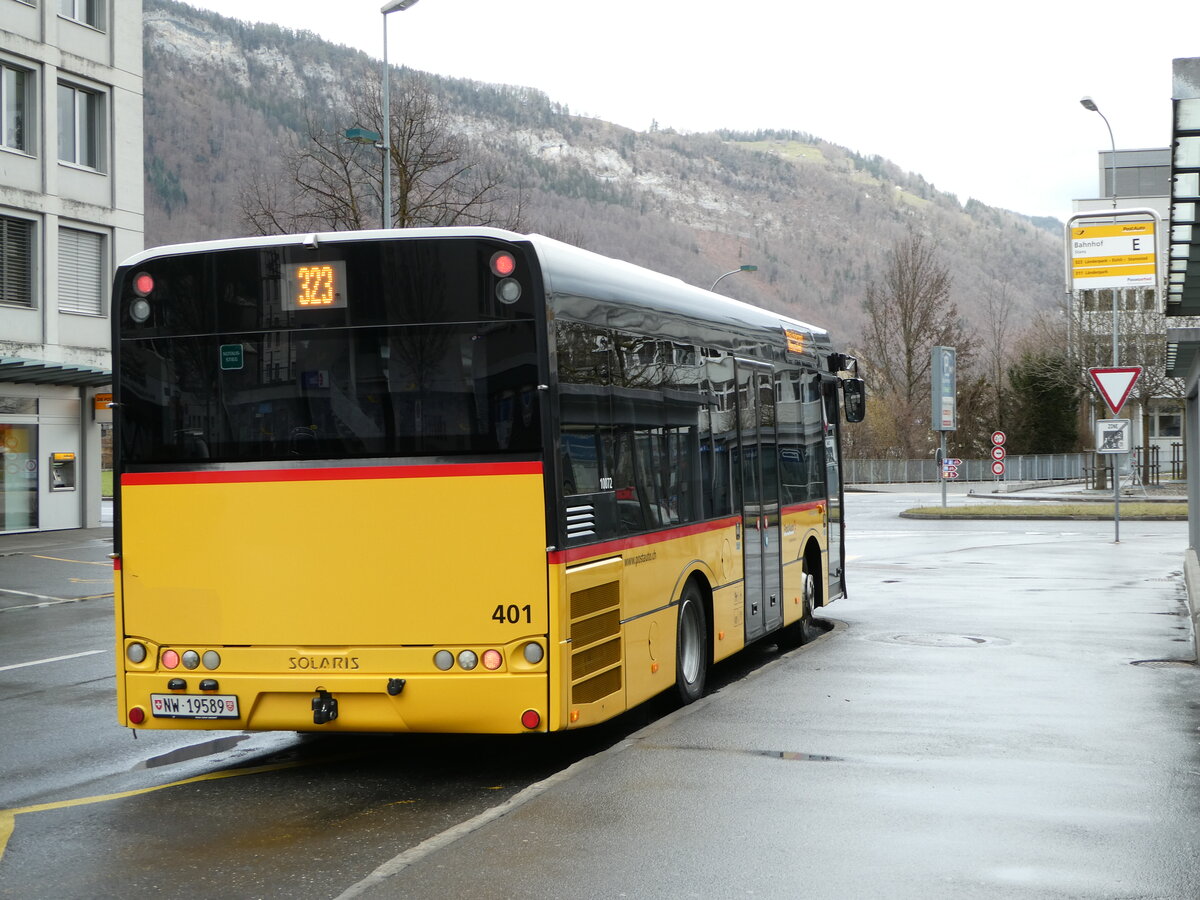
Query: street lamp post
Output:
[[711, 264, 758, 292], [1080, 97, 1118, 211], [1080, 95, 1124, 539], [381, 0, 421, 229]]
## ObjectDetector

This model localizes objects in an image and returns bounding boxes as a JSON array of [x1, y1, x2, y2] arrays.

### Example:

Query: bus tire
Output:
[[781, 562, 817, 648], [675, 580, 708, 704]]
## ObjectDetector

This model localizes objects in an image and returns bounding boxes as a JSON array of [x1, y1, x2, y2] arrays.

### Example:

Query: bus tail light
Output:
[[482, 649, 503, 670], [126, 642, 147, 664], [520, 709, 541, 730], [490, 251, 516, 277], [522, 642, 544, 664]]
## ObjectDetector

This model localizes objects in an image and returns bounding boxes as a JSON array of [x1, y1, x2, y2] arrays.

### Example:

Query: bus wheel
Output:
[[798, 567, 817, 644], [675, 580, 708, 704], [781, 565, 817, 648]]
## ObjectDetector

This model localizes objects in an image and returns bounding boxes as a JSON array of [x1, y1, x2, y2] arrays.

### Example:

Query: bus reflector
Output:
[[521, 709, 541, 729], [128, 707, 145, 725]]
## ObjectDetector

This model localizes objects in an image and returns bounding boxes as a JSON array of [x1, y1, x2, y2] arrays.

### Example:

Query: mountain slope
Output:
[[143, 0, 1064, 342]]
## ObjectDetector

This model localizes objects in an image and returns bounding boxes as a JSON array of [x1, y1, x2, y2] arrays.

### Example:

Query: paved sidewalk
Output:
[[345, 493, 1200, 899]]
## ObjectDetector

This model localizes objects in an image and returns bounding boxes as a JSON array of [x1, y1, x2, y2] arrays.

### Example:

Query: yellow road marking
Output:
[[31, 555, 110, 567], [0, 756, 327, 860]]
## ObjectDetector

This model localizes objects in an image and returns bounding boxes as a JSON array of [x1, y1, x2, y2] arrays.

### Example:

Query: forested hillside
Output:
[[143, 0, 1064, 345]]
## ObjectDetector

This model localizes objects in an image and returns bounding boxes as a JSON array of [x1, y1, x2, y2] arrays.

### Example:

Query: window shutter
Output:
[[59, 227, 103, 315], [0, 215, 34, 307]]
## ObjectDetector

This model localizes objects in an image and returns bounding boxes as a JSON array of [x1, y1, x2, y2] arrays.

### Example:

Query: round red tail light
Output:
[[490, 251, 516, 277], [520, 709, 541, 730], [133, 271, 155, 296]]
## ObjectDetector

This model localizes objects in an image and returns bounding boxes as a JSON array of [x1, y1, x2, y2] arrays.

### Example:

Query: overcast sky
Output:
[[182, 0, 1194, 220]]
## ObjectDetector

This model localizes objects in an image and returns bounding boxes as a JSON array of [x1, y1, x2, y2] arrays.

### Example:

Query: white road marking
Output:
[[0, 649, 106, 672]]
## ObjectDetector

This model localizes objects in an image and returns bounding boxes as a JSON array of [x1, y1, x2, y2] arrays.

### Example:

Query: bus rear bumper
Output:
[[119, 672, 552, 734]]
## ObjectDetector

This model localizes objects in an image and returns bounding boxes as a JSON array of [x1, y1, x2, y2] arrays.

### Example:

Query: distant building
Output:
[[1, 0, 143, 533], [1072, 147, 1185, 464]]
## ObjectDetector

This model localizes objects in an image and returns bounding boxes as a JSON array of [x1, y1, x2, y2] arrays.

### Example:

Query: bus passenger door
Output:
[[737, 360, 783, 642], [822, 379, 846, 599]]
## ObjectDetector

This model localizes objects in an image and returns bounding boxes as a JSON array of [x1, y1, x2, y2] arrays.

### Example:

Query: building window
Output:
[[57, 82, 103, 170], [59, 227, 104, 315], [1152, 410, 1183, 439], [1, 64, 32, 153], [0, 215, 35, 307], [59, 0, 104, 28]]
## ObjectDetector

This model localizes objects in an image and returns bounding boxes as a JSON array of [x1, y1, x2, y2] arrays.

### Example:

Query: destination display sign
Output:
[[1070, 222, 1156, 291]]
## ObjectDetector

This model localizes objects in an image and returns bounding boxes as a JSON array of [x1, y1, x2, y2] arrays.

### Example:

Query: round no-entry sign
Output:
[[991, 431, 1006, 446]]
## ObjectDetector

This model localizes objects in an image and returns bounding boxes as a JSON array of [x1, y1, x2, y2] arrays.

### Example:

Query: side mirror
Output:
[[842, 378, 866, 423]]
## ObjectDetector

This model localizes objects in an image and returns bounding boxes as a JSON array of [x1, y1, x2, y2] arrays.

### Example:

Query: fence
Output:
[[845, 453, 1087, 485]]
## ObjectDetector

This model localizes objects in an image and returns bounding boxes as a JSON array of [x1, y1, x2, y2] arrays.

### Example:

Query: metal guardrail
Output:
[[844, 453, 1088, 485]]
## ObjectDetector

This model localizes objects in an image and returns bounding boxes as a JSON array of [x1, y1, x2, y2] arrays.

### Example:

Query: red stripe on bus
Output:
[[549, 516, 741, 565], [781, 500, 826, 515], [120, 461, 543, 486]]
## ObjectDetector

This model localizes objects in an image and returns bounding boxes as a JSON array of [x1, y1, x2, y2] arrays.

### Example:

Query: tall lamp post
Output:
[[711, 264, 757, 292], [1080, 96, 1118, 212], [1080, 95, 1124, 537], [381, 0, 421, 228]]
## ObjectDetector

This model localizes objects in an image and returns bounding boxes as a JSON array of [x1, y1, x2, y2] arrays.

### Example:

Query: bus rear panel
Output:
[[114, 233, 555, 733]]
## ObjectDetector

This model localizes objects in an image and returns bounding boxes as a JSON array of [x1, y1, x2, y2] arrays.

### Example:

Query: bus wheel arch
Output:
[[674, 573, 711, 704]]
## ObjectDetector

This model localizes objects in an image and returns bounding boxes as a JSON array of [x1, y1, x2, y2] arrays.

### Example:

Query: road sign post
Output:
[[932, 347, 956, 508], [1087, 368, 1141, 543]]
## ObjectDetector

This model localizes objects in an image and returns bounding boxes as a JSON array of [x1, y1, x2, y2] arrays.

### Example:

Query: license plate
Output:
[[150, 693, 240, 719]]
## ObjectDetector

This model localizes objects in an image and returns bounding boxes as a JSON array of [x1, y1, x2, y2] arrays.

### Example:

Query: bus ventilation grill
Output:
[[565, 503, 596, 540], [569, 580, 623, 705]]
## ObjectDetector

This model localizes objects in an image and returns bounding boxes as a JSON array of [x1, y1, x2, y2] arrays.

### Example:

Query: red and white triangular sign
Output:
[[1089, 366, 1141, 414]]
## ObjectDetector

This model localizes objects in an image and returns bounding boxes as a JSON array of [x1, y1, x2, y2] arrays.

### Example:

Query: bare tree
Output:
[[980, 279, 1014, 430], [241, 74, 521, 234], [853, 228, 972, 458]]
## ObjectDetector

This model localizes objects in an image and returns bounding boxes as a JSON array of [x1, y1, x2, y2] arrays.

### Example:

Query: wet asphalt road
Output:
[[3, 490, 1199, 899]]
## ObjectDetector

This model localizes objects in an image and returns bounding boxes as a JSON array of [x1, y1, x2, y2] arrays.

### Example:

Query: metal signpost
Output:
[[1064, 207, 1159, 545], [1089, 366, 1142, 543], [931, 347, 956, 508]]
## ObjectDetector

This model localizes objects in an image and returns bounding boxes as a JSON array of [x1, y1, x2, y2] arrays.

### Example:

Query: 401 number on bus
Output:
[[492, 604, 532, 624]]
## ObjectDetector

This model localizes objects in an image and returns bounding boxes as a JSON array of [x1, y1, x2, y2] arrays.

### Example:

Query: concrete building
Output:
[[1, 0, 143, 533], [1166, 58, 1200, 581]]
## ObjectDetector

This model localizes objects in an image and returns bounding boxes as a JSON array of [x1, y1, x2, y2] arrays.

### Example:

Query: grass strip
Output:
[[904, 502, 1187, 519]]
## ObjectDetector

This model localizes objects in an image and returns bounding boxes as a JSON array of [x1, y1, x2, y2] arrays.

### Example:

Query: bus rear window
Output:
[[118, 322, 541, 463]]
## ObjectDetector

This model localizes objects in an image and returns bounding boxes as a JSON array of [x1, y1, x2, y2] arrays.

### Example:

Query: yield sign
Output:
[[1089, 366, 1142, 414]]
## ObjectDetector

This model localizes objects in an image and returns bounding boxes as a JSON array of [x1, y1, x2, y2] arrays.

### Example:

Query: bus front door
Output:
[[737, 360, 783, 642], [822, 378, 846, 599]]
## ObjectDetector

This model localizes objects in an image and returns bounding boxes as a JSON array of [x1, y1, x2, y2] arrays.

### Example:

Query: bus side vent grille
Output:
[[569, 580, 622, 706], [565, 504, 596, 540]]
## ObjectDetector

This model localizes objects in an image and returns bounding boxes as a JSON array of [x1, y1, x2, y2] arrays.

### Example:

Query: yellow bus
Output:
[[112, 228, 864, 734]]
